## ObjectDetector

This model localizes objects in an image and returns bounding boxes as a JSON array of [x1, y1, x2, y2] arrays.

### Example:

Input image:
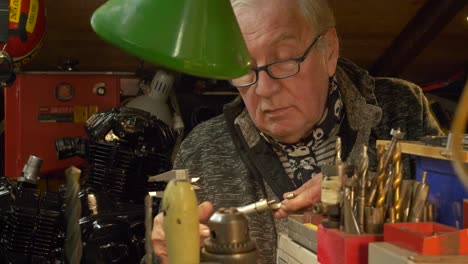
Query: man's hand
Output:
[[152, 201, 214, 264], [274, 174, 322, 219]]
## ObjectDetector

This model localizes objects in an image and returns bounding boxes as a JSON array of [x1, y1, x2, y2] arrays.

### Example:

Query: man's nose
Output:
[[255, 70, 280, 97]]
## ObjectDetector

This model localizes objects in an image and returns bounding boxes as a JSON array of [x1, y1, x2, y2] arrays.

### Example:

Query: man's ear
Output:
[[324, 28, 339, 77]]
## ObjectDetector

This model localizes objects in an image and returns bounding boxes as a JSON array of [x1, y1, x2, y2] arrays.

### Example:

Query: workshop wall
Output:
[[20, 0, 468, 84]]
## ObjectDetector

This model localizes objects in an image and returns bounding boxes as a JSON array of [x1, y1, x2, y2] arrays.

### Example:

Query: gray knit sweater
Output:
[[173, 58, 442, 263]]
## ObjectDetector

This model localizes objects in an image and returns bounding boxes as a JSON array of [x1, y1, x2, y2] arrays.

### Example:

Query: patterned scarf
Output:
[[262, 76, 343, 187]]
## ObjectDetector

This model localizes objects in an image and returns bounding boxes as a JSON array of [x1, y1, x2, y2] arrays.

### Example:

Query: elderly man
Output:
[[152, 0, 442, 263]]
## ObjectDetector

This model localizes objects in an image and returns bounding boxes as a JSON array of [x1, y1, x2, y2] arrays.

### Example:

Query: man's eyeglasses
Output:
[[230, 34, 323, 88]]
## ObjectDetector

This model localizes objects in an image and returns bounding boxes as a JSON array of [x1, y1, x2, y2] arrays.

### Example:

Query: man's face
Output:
[[235, 0, 338, 143]]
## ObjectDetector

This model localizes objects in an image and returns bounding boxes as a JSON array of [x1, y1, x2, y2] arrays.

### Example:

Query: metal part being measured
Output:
[[236, 199, 282, 215]]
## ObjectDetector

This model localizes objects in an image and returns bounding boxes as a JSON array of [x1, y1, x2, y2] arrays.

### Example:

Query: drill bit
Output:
[[381, 128, 404, 173], [408, 171, 430, 222], [376, 166, 394, 208], [423, 202, 435, 222], [342, 166, 360, 234], [343, 184, 360, 234], [366, 144, 385, 206], [399, 179, 415, 222], [392, 144, 403, 221], [358, 145, 368, 232], [365, 206, 385, 234], [374, 129, 404, 206], [387, 207, 396, 223]]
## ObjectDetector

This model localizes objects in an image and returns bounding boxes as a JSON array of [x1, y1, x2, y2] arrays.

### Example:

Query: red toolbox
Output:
[[4, 72, 126, 178]]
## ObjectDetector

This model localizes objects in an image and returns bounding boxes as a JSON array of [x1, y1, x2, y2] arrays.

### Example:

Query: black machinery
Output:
[[57, 107, 176, 263], [0, 107, 176, 263], [0, 156, 63, 263]]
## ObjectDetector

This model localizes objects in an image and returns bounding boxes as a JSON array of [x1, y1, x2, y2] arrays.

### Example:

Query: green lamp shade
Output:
[[91, 0, 252, 79]]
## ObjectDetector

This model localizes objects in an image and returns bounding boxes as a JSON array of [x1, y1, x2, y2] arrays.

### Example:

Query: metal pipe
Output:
[[65, 166, 83, 264]]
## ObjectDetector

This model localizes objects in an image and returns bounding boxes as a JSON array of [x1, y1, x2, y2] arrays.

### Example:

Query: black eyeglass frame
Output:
[[231, 33, 324, 88]]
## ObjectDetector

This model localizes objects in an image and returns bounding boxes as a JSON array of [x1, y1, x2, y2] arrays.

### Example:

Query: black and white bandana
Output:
[[262, 76, 343, 187]]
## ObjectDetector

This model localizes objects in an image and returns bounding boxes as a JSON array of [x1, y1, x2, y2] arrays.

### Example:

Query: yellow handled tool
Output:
[[162, 179, 200, 264]]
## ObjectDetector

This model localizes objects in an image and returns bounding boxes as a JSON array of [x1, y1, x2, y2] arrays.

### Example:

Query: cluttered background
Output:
[[0, 0, 466, 263]]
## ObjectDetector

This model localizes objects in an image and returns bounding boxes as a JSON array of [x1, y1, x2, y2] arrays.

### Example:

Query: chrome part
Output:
[[201, 208, 257, 264]]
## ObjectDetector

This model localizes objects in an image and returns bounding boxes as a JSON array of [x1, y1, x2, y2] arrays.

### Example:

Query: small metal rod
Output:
[[236, 199, 282, 215]]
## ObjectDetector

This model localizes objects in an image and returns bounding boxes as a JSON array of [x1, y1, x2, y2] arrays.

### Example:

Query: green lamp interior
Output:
[[91, 0, 251, 79]]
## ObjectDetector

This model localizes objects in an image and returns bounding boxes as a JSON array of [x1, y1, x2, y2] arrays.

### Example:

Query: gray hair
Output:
[[230, 0, 335, 35]]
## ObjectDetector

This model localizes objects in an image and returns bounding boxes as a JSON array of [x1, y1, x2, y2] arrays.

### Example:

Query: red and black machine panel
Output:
[[4, 72, 122, 178]]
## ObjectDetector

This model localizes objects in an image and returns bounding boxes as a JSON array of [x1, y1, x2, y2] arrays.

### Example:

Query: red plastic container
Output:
[[384, 222, 468, 255], [317, 225, 383, 264]]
